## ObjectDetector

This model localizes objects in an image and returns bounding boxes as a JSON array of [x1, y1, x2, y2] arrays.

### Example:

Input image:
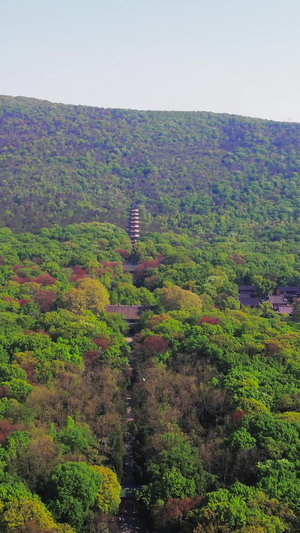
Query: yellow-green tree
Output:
[[62, 288, 87, 314], [159, 286, 203, 312], [62, 278, 109, 315], [93, 465, 121, 514], [2, 496, 75, 532]]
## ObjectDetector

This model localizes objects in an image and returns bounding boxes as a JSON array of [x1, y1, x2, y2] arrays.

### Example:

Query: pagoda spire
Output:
[[129, 202, 140, 246]]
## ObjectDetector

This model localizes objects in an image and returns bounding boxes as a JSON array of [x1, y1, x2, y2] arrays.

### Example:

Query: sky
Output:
[[1, 0, 300, 122]]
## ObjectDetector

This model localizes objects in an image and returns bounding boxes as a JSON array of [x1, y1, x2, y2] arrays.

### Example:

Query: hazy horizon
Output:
[[1, 0, 300, 123]]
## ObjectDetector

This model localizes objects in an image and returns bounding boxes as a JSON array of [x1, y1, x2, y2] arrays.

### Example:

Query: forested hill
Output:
[[0, 94, 300, 238]]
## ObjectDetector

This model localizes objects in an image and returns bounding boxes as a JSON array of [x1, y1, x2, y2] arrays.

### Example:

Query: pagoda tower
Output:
[[129, 202, 140, 246]]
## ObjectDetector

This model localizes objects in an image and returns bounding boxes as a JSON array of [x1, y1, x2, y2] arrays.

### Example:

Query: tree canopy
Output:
[[0, 218, 299, 531], [0, 95, 299, 242]]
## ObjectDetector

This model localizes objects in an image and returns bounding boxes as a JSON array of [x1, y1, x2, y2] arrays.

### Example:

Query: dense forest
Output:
[[1, 96, 300, 532], [0, 221, 299, 532], [0, 95, 300, 240]]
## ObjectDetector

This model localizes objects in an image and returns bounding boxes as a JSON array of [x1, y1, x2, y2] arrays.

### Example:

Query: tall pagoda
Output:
[[129, 202, 140, 246]]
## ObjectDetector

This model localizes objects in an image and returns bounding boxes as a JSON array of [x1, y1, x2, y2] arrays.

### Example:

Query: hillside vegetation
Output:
[[0, 223, 300, 532], [1, 95, 300, 532], [0, 95, 300, 238]]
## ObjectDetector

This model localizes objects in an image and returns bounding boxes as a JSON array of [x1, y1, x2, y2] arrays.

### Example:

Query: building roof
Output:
[[277, 305, 293, 315], [269, 295, 288, 305], [238, 285, 257, 292], [105, 305, 155, 320], [239, 297, 261, 307], [278, 287, 300, 294]]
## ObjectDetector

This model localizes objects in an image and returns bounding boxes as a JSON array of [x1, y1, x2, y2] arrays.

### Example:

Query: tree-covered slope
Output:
[[0, 95, 300, 237], [1, 222, 300, 531]]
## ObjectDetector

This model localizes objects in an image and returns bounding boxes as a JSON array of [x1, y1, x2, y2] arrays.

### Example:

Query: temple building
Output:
[[129, 202, 140, 246]]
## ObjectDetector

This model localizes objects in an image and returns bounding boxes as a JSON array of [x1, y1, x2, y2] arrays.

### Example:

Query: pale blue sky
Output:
[[1, 0, 300, 122]]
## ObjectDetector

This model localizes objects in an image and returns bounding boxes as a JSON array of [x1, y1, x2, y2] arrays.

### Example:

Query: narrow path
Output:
[[123, 394, 135, 486], [117, 336, 147, 533]]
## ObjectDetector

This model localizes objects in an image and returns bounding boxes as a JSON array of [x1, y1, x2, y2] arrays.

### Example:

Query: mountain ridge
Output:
[[0, 94, 299, 238], [2, 94, 299, 124]]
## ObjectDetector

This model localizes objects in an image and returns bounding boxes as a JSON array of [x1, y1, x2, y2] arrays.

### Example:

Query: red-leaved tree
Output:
[[115, 249, 130, 259], [33, 290, 57, 313], [0, 419, 15, 443], [84, 350, 99, 368], [141, 335, 168, 356], [198, 316, 220, 325], [32, 273, 56, 286], [92, 338, 110, 351], [18, 298, 31, 306]]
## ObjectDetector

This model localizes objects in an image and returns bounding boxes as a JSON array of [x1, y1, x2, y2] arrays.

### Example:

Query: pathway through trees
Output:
[[117, 337, 148, 533]]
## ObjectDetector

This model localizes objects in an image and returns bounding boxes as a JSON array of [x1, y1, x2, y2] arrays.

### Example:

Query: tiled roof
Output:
[[278, 287, 300, 294], [239, 297, 261, 307], [277, 305, 293, 315], [238, 285, 257, 292], [106, 305, 155, 320], [269, 296, 290, 305]]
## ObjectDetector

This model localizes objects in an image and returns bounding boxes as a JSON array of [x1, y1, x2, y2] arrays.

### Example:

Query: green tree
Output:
[[225, 427, 256, 452], [48, 462, 103, 530], [195, 484, 290, 533], [292, 298, 300, 322], [257, 459, 300, 512], [55, 417, 96, 455], [140, 466, 196, 506]]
